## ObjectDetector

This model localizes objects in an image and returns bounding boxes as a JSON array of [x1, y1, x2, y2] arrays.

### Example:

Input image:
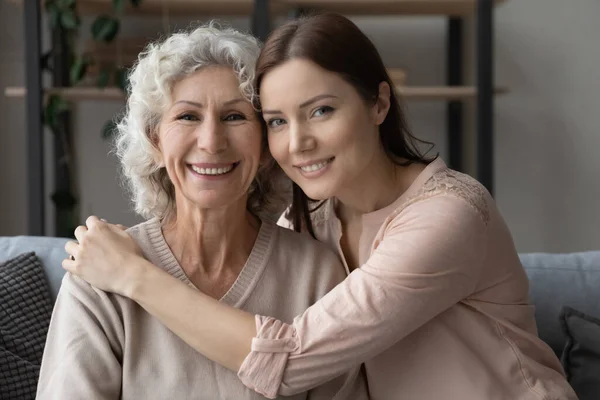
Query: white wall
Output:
[[1, 1, 598, 252], [494, 0, 600, 252]]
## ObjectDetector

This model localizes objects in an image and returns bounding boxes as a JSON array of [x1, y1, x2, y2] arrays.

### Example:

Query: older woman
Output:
[[36, 25, 367, 400]]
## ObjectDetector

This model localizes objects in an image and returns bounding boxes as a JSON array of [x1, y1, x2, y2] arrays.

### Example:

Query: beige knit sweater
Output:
[[36, 219, 367, 400]]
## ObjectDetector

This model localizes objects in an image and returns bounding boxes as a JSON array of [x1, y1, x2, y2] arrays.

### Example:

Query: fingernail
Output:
[[101, 218, 107, 222]]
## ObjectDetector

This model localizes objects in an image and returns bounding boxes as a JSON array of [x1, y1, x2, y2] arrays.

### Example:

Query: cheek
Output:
[[267, 133, 288, 164]]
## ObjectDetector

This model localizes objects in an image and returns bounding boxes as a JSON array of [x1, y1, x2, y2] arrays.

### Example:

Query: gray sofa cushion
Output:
[[0, 236, 70, 300], [520, 251, 600, 356], [560, 307, 600, 400], [0, 252, 54, 400]]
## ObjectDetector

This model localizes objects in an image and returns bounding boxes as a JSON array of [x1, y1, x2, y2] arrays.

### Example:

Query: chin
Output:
[[297, 185, 334, 202]]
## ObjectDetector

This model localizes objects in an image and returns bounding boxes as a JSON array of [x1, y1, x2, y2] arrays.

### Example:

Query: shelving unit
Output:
[[5, 85, 507, 101], [276, 0, 505, 16], [16, 0, 503, 235]]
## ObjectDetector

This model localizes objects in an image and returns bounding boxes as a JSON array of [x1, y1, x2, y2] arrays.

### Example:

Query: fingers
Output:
[[64, 240, 79, 263], [62, 257, 75, 273], [115, 224, 128, 231], [74, 225, 88, 243], [86, 215, 102, 229]]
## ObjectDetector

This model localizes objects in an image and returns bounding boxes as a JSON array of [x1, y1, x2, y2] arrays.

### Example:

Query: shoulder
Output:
[[276, 199, 336, 233], [396, 168, 491, 227], [57, 273, 124, 320], [271, 222, 345, 279], [124, 218, 158, 241], [268, 223, 346, 300], [273, 223, 340, 263]]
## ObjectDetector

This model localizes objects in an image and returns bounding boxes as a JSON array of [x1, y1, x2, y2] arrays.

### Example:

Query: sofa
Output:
[[1, 235, 599, 398]]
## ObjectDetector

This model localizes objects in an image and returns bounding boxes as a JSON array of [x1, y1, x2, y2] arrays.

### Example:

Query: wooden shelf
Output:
[[73, 0, 505, 17], [398, 85, 507, 100], [5, 85, 507, 101], [76, 0, 286, 16], [272, 0, 506, 16], [4, 87, 125, 101]]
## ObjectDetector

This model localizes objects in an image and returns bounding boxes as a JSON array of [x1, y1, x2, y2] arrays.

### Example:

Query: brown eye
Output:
[[178, 113, 198, 121], [223, 113, 246, 122]]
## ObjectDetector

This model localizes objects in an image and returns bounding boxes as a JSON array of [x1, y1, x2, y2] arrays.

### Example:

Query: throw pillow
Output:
[[0, 252, 54, 400], [560, 306, 600, 400]]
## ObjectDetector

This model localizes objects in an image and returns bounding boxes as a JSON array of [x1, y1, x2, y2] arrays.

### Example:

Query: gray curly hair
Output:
[[114, 23, 281, 221]]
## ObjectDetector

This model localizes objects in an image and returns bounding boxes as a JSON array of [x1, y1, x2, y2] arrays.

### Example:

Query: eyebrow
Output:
[[174, 98, 247, 108], [262, 94, 338, 115]]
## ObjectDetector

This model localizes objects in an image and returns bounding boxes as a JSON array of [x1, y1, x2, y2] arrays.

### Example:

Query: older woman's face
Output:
[[156, 66, 262, 211]]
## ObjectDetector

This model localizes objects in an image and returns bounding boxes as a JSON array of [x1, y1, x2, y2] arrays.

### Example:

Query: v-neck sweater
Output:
[[37, 218, 368, 400]]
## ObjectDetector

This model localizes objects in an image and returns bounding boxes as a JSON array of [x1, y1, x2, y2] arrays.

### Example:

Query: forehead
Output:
[[259, 59, 350, 105], [171, 66, 245, 102]]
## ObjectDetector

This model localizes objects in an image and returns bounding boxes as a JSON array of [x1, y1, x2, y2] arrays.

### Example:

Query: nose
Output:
[[288, 122, 316, 154], [196, 115, 227, 154]]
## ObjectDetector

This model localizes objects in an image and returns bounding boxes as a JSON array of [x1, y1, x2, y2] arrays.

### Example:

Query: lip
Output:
[[187, 161, 239, 180], [293, 157, 334, 168], [295, 157, 334, 179], [187, 162, 239, 168]]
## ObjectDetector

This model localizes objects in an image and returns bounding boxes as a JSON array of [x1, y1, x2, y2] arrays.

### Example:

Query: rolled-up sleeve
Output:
[[238, 195, 488, 397]]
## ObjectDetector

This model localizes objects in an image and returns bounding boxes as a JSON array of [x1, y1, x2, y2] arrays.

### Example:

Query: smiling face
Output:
[[260, 58, 390, 201], [156, 66, 262, 212]]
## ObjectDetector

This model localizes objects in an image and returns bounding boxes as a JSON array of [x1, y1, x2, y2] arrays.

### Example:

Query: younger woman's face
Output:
[[260, 58, 389, 201]]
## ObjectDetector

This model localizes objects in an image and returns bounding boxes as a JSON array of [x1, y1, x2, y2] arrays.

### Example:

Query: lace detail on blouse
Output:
[[401, 168, 490, 225]]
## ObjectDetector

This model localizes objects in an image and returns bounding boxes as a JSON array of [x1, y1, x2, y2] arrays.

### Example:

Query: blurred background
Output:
[[1, 0, 598, 252]]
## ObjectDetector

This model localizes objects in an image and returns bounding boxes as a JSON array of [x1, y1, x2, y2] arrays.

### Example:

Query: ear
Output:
[[150, 130, 165, 168], [372, 81, 391, 126]]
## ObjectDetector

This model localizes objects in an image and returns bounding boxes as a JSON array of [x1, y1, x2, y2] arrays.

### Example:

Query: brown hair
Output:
[[255, 12, 436, 237]]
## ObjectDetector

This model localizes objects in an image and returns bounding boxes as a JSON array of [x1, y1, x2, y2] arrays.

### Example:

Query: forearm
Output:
[[126, 259, 256, 371]]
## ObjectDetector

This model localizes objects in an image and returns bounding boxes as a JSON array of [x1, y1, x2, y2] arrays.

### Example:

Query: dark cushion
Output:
[[0, 252, 54, 400], [560, 307, 600, 400]]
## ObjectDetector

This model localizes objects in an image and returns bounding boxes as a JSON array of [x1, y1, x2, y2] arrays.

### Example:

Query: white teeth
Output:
[[190, 164, 234, 175], [300, 159, 331, 172]]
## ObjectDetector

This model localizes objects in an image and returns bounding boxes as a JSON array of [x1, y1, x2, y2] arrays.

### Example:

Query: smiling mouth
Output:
[[297, 157, 334, 173], [188, 162, 239, 176]]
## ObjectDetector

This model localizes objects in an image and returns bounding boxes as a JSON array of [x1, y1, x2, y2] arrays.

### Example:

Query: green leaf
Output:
[[46, 3, 60, 29], [102, 119, 118, 140], [44, 95, 70, 129], [43, 98, 57, 128], [70, 56, 90, 85], [114, 67, 128, 93], [54, 96, 70, 114], [97, 68, 111, 88], [60, 9, 79, 30], [57, 0, 75, 9], [113, 0, 125, 12], [91, 15, 120, 43], [130, 0, 143, 7]]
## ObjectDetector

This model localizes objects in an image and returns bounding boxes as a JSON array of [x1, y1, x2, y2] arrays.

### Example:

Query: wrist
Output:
[[121, 257, 156, 300]]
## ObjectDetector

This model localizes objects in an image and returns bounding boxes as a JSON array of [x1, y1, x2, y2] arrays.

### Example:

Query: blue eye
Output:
[[267, 118, 286, 128], [224, 113, 246, 122], [313, 106, 333, 117]]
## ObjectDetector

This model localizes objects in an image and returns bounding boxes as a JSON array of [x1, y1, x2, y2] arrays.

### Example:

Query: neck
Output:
[[162, 197, 260, 277], [335, 154, 424, 222]]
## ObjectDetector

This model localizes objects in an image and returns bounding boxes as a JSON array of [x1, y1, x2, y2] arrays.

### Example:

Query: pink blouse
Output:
[[237, 158, 577, 400]]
